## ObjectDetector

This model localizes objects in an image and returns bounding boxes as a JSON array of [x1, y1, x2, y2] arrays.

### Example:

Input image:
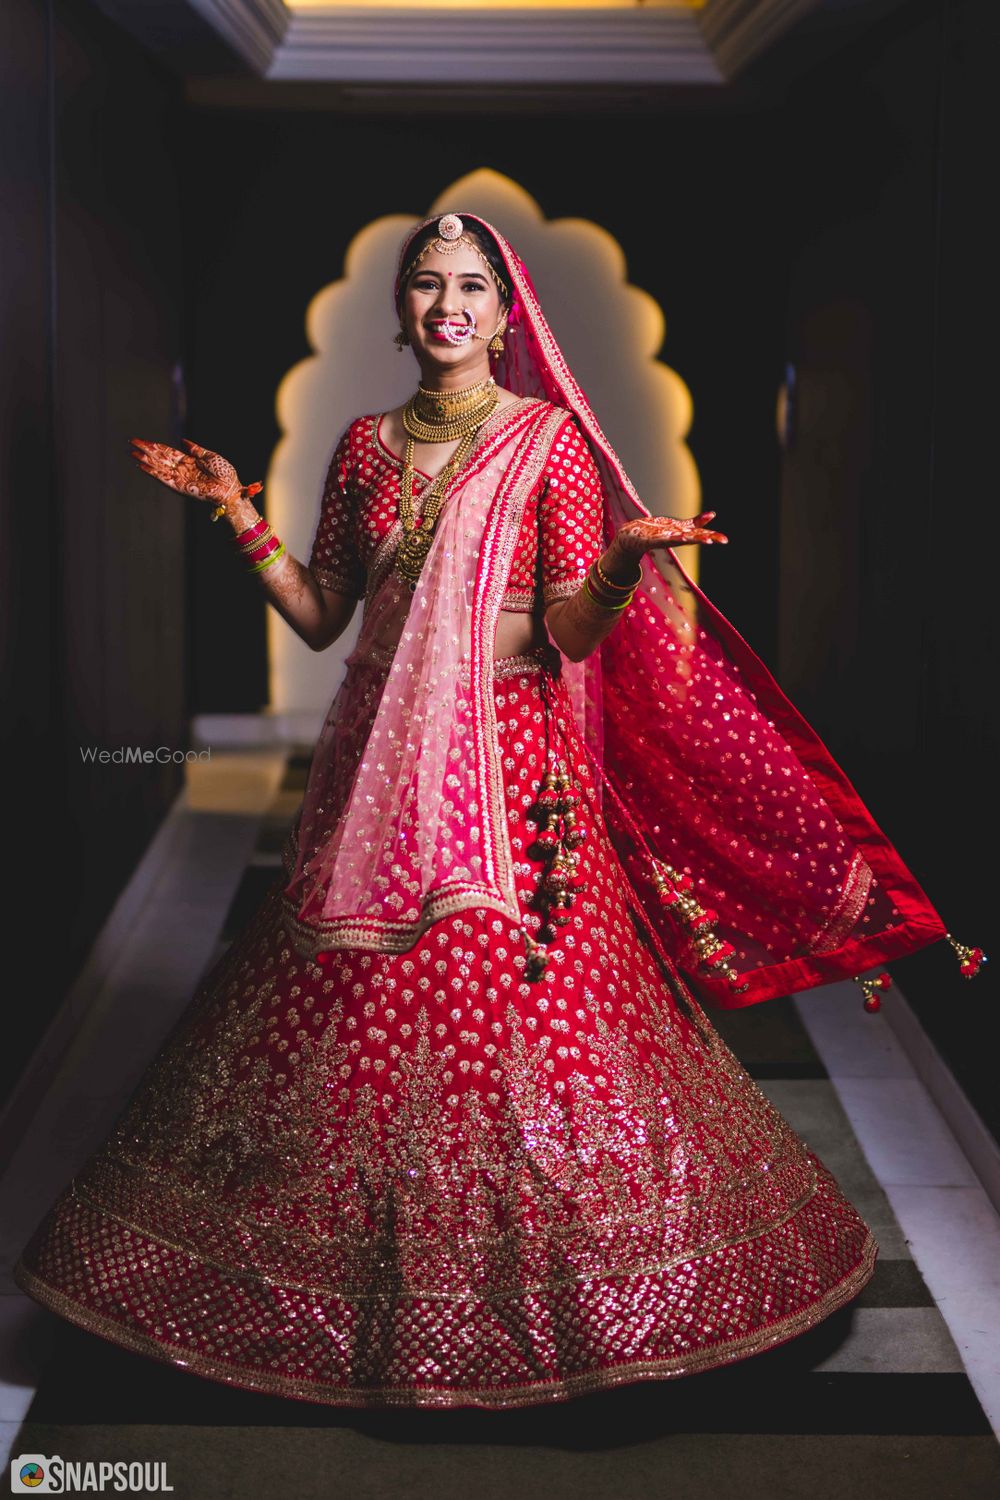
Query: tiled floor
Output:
[[1, 746, 998, 1496]]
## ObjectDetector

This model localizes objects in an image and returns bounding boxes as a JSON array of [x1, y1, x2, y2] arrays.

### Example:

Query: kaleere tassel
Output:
[[945, 932, 987, 979], [522, 731, 590, 981], [524, 761, 586, 978], [523, 931, 549, 983]]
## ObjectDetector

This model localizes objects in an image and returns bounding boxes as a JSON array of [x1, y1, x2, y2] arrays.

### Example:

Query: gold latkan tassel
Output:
[[523, 931, 549, 983], [650, 859, 749, 994], [945, 932, 987, 979]]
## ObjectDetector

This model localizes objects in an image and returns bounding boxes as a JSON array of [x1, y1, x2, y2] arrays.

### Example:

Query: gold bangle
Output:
[[238, 527, 274, 553], [583, 577, 633, 613], [593, 556, 642, 593], [585, 570, 635, 610]]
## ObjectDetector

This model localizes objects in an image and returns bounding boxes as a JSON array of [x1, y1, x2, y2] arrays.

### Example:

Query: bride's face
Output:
[[401, 245, 504, 373]]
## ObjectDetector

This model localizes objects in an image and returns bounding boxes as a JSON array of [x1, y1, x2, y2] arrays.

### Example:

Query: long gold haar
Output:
[[395, 377, 500, 587]]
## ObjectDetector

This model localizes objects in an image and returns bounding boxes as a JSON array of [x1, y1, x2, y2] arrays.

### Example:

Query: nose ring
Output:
[[440, 307, 477, 345]]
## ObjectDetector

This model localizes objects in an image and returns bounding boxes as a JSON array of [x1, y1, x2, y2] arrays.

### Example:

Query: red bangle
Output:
[[238, 526, 275, 555], [244, 535, 283, 569], [234, 516, 269, 545]]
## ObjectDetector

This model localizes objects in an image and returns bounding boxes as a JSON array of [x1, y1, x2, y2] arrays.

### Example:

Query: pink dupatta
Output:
[[282, 398, 566, 958]]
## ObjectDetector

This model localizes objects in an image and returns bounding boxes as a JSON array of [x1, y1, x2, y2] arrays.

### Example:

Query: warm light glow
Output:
[[286, 1, 706, 10], [268, 170, 700, 719]]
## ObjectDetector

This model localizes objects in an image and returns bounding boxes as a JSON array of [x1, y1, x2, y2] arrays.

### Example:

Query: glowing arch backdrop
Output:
[[268, 170, 700, 723]]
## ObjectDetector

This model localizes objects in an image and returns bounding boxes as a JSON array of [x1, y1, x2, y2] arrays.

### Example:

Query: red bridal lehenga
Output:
[[14, 214, 974, 1410]]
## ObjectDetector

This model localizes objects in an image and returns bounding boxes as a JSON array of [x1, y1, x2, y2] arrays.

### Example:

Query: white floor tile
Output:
[[831, 1077, 981, 1188], [882, 1184, 1000, 1436], [1, 1422, 27, 1471]]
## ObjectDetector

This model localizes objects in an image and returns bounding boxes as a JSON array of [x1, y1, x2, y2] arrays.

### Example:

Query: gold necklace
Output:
[[418, 375, 494, 405], [396, 422, 484, 588], [404, 378, 498, 443]]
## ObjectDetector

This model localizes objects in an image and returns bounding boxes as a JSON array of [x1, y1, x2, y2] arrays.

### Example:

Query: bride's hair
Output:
[[396, 218, 512, 312]]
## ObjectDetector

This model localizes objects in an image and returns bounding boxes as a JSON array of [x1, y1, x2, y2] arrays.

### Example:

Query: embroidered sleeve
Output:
[[307, 424, 366, 598], [539, 414, 607, 606]]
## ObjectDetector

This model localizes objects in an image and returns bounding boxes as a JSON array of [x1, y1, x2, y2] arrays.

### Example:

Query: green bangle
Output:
[[249, 542, 286, 574], [583, 577, 633, 613]]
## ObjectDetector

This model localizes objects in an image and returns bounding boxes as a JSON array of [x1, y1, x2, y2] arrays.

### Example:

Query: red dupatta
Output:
[[388, 212, 976, 1009]]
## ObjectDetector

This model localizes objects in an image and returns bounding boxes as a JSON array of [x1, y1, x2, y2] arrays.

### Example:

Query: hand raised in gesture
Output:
[[128, 437, 262, 512]]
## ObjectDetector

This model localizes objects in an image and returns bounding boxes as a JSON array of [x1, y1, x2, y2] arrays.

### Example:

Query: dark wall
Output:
[[776, 0, 998, 1134], [182, 102, 791, 712], [0, 1, 53, 1094], [0, 0, 187, 1108]]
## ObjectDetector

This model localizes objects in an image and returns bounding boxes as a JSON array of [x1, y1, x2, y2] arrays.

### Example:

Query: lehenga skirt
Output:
[[14, 648, 878, 1410]]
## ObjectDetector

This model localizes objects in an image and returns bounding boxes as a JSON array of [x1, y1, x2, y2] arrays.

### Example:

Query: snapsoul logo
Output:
[[10, 1456, 174, 1492]]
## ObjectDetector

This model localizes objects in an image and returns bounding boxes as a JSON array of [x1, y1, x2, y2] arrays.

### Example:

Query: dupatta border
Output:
[[472, 404, 569, 903]]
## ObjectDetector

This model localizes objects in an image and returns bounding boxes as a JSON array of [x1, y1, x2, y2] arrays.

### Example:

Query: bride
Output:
[[13, 211, 981, 1410]]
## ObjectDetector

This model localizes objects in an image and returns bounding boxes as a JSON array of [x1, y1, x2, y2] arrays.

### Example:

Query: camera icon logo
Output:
[[10, 1455, 54, 1492]]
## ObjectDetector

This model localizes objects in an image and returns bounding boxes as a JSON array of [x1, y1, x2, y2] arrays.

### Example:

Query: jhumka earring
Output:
[[488, 309, 508, 356], [393, 316, 409, 350]]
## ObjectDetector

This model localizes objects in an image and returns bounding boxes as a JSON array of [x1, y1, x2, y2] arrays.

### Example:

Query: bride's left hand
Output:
[[610, 512, 728, 563]]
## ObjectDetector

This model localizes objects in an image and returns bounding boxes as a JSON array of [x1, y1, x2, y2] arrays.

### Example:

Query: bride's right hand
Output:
[[128, 437, 262, 510]]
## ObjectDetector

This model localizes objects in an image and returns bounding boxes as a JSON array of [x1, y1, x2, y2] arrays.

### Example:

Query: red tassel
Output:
[[854, 970, 892, 1013], [946, 933, 987, 979]]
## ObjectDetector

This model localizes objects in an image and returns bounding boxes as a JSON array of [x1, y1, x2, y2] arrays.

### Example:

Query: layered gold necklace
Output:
[[395, 377, 500, 587]]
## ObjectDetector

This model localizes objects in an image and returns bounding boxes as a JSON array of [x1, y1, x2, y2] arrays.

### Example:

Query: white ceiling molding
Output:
[[267, 6, 723, 85], [185, 0, 290, 72], [698, 0, 823, 78], [111, 0, 848, 85]]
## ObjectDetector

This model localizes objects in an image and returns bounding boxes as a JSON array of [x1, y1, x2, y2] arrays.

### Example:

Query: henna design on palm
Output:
[[128, 437, 262, 508], [612, 511, 728, 561]]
